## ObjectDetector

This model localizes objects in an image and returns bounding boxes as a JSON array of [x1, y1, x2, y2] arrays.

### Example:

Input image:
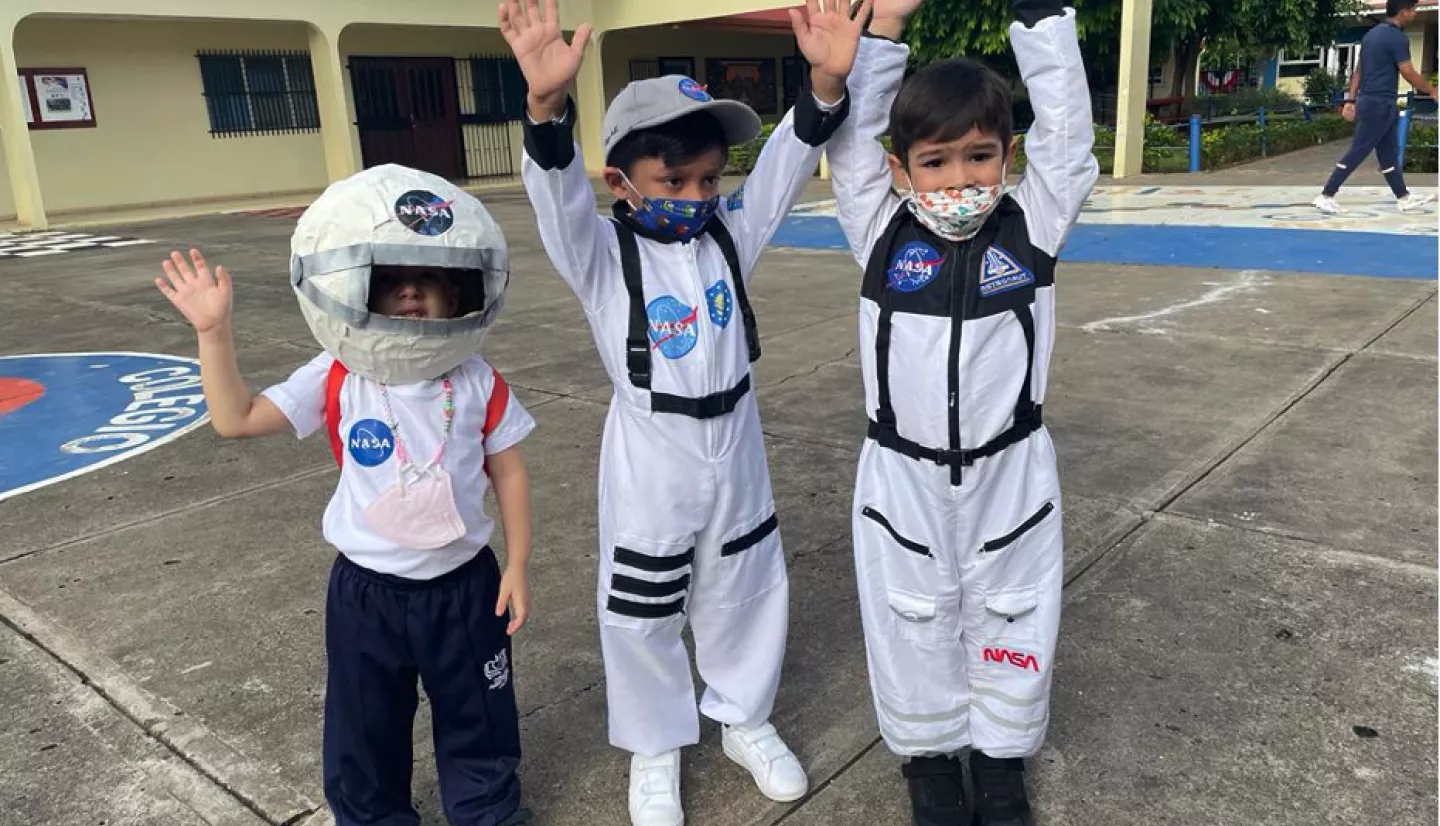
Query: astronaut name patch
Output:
[[394, 190, 456, 237], [705, 280, 734, 329], [978, 246, 1034, 298], [647, 296, 699, 359], [887, 241, 945, 293], [348, 419, 395, 466]]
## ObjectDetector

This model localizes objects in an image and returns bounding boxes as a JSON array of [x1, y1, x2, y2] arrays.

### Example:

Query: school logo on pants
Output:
[[484, 649, 510, 690]]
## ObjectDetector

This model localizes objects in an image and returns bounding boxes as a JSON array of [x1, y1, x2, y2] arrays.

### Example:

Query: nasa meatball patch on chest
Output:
[[887, 241, 945, 293]]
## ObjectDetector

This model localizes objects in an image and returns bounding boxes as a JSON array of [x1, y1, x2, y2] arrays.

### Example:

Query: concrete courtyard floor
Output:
[[0, 166, 1436, 826]]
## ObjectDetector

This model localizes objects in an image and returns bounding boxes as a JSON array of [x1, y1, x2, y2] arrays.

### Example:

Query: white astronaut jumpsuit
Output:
[[521, 90, 849, 757], [828, 11, 1099, 760]]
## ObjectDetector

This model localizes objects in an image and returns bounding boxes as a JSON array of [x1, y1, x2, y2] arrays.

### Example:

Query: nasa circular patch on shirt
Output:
[[394, 190, 456, 236], [887, 241, 946, 293], [678, 78, 711, 102], [347, 418, 396, 466], [646, 295, 699, 359]]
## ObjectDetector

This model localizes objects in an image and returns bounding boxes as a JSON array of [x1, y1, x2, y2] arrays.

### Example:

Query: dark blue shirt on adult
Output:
[[1358, 21, 1413, 100]]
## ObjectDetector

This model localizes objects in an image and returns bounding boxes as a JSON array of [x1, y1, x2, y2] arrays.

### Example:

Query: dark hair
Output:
[[889, 58, 1013, 166], [605, 110, 729, 173], [1388, 0, 1418, 15]]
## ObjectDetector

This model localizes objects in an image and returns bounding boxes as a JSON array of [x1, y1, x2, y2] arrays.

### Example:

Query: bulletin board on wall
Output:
[[16, 67, 97, 129], [705, 58, 778, 116]]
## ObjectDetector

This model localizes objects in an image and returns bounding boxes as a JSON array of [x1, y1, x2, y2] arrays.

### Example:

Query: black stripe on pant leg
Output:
[[607, 594, 686, 618], [614, 545, 695, 572], [611, 573, 691, 598], [721, 513, 779, 557]]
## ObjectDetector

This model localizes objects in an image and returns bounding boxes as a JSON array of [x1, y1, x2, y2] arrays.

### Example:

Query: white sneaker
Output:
[[629, 751, 684, 826], [1312, 194, 1344, 214], [721, 722, 808, 803], [1398, 193, 1434, 213]]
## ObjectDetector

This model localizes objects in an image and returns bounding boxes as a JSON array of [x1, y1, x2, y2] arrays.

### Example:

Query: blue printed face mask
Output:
[[621, 173, 718, 242]]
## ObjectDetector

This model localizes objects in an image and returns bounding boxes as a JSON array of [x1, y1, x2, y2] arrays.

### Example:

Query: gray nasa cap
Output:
[[601, 75, 763, 160]]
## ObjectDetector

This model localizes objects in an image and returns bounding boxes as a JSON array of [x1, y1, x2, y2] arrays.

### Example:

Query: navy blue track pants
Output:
[[323, 549, 522, 826]]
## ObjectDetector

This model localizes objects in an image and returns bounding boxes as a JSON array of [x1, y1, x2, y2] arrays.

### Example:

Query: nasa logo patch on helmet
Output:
[[394, 190, 456, 236]]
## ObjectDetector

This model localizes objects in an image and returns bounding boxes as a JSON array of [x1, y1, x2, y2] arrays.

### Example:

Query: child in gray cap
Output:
[[501, 1, 869, 824]]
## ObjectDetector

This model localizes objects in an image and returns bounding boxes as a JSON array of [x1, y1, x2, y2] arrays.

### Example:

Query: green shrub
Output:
[[1184, 87, 1304, 118], [725, 123, 777, 174], [1303, 68, 1347, 106], [1200, 113, 1353, 169], [1406, 123, 1438, 173]]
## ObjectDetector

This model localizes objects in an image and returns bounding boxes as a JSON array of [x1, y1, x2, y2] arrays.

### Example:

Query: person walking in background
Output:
[[1314, 0, 1437, 215]]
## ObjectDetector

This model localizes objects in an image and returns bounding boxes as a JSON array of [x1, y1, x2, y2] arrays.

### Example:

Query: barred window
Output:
[[468, 56, 527, 123], [197, 51, 320, 137]]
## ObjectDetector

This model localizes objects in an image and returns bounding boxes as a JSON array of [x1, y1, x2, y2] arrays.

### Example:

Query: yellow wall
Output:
[[601, 26, 798, 119], [7, 17, 327, 217]]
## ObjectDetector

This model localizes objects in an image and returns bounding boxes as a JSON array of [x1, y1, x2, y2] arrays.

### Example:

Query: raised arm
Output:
[[720, 0, 869, 277], [1009, 4, 1101, 258], [827, 27, 909, 268], [156, 249, 291, 439], [502, 0, 616, 309]]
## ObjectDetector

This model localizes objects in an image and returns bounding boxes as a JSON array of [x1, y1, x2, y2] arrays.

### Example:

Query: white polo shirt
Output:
[[263, 353, 535, 580]]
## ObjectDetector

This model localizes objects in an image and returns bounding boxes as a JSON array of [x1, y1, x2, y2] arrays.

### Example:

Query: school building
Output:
[[1, 1, 815, 229]]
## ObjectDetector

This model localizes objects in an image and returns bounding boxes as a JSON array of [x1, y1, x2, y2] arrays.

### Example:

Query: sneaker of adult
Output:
[[1398, 192, 1435, 213], [629, 750, 684, 826], [1312, 194, 1344, 214], [721, 721, 808, 802]]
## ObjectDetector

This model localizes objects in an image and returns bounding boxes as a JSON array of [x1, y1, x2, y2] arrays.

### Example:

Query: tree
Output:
[[902, 0, 1362, 98]]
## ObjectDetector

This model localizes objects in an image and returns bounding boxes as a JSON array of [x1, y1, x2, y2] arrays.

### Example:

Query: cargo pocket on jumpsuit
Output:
[[970, 501, 1057, 740], [858, 504, 955, 647], [603, 538, 695, 634], [711, 510, 784, 609]]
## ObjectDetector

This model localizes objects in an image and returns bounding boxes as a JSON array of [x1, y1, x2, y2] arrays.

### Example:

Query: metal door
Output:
[[351, 57, 463, 180]]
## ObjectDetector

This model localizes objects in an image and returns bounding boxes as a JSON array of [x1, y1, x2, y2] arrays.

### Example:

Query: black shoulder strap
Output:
[[705, 218, 761, 364], [614, 220, 651, 389], [872, 206, 913, 429]]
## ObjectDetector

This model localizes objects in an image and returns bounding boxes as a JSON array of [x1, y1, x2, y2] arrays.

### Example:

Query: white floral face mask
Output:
[[904, 167, 1007, 242]]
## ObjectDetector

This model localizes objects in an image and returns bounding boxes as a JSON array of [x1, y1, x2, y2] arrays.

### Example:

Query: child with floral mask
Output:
[[827, 1, 1100, 826], [504, 1, 867, 824]]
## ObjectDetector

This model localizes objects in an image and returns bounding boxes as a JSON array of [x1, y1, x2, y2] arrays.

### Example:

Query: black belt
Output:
[[867, 406, 1043, 468], [649, 374, 751, 420]]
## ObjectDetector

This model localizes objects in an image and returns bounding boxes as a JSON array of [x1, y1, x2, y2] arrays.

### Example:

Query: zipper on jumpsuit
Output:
[[683, 240, 719, 460], [945, 240, 971, 488]]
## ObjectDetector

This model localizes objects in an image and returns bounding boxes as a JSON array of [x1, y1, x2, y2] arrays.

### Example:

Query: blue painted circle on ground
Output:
[[346, 419, 396, 466], [646, 296, 700, 359], [0, 353, 210, 502]]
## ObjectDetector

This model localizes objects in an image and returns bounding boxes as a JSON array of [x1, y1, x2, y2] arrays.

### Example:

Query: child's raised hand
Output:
[[791, 0, 874, 96], [156, 249, 233, 334], [498, 0, 592, 114]]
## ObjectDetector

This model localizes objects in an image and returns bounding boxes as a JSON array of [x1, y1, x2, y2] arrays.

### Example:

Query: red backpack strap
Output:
[[483, 368, 510, 440], [324, 360, 349, 467]]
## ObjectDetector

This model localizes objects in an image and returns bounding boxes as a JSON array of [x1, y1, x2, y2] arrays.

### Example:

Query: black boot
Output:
[[969, 752, 1033, 826], [902, 755, 970, 826]]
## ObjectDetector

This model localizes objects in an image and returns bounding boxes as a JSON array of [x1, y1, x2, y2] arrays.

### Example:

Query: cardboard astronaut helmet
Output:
[[289, 164, 509, 385]]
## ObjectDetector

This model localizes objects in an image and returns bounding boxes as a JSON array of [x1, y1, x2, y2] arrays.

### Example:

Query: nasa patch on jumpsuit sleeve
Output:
[[978, 246, 1034, 298]]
